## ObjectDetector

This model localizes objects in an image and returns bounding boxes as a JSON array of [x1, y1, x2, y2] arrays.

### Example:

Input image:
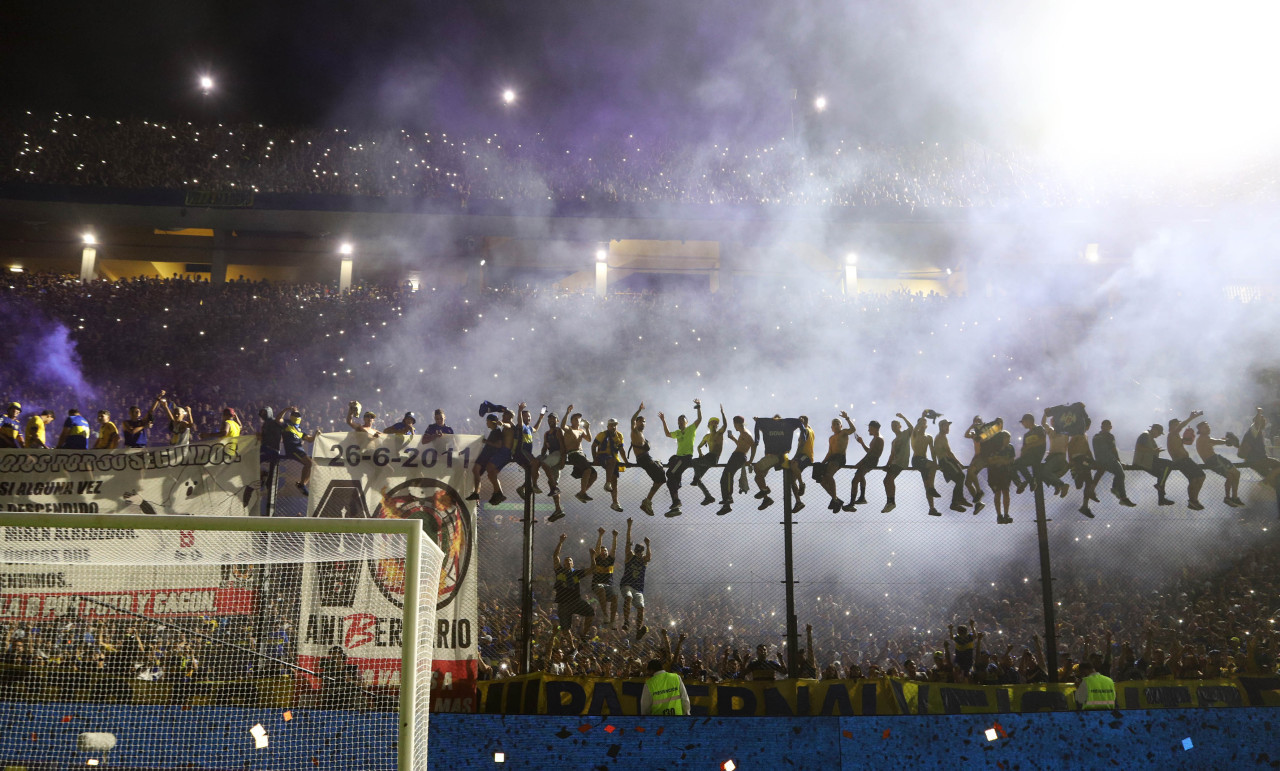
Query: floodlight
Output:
[[199, 75, 214, 93], [338, 242, 354, 256], [595, 249, 607, 262], [502, 89, 516, 105], [814, 95, 828, 112], [845, 252, 857, 265], [82, 233, 97, 246]]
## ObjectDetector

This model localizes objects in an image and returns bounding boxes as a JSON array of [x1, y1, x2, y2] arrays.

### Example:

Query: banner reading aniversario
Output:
[[0, 439, 261, 516], [301, 431, 481, 713]]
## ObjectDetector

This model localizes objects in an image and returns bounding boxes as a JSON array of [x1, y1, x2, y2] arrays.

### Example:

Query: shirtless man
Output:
[[911, 413, 942, 516], [542, 409, 568, 522], [880, 413, 913, 513], [1168, 411, 1206, 510], [789, 416, 816, 511], [631, 403, 669, 516], [593, 418, 627, 513], [691, 406, 729, 507], [716, 415, 757, 515], [933, 420, 971, 513], [561, 410, 599, 503], [816, 411, 856, 511], [1195, 420, 1243, 507], [842, 420, 883, 512]]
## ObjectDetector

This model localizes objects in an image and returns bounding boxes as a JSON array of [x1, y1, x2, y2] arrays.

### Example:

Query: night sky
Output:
[[1, 0, 1031, 142]]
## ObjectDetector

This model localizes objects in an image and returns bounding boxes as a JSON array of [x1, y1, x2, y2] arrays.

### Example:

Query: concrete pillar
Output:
[[79, 246, 97, 284], [339, 258, 354, 293], [211, 229, 230, 285]]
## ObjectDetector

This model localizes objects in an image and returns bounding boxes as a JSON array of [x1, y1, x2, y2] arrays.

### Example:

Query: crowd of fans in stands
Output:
[[1, 271, 1278, 707], [5, 111, 1276, 208]]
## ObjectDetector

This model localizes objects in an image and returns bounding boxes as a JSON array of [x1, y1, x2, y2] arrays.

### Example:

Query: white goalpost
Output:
[[0, 512, 442, 771]]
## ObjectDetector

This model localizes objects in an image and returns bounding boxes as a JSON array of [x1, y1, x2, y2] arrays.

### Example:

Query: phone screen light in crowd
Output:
[[7, 266, 22, 273], [985, 728, 999, 742], [1182, 738, 1194, 751], [722, 761, 737, 771], [494, 751, 506, 763]]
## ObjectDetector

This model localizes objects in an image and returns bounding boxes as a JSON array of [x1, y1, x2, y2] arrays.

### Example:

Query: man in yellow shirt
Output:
[[94, 410, 120, 449], [25, 410, 54, 448]]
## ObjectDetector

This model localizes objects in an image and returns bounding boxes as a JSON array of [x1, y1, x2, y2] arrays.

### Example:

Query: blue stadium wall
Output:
[[2, 703, 1276, 769]]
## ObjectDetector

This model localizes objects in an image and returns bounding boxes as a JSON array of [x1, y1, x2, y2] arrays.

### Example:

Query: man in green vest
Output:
[[1075, 660, 1116, 710], [640, 658, 690, 716]]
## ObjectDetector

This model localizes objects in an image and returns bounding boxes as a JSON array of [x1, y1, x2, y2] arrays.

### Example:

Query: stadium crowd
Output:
[[5, 111, 1277, 209], [1, 270, 1279, 708]]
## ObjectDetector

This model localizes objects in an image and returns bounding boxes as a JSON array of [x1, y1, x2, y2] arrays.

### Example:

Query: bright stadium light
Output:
[[595, 249, 607, 262], [199, 75, 214, 94], [845, 252, 857, 265], [502, 88, 516, 105], [338, 242, 354, 256], [82, 233, 97, 246], [1034, 0, 1280, 174], [814, 95, 828, 112]]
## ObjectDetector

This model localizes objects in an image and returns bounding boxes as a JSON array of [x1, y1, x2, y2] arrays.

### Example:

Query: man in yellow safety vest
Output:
[[640, 658, 690, 716], [1075, 660, 1116, 710]]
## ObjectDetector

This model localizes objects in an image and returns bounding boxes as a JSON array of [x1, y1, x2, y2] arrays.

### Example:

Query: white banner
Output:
[[302, 431, 480, 713], [0, 439, 262, 517]]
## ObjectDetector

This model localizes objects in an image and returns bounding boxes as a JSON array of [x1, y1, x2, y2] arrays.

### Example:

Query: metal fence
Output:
[[453, 452, 1280, 682], [264, 443, 1280, 685]]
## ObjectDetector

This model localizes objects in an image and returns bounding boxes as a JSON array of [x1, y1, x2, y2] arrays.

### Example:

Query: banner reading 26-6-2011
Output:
[[302, 431, 481, 713]]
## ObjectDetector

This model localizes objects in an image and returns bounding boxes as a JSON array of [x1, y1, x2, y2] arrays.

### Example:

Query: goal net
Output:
[[0, 513, 442, 771]]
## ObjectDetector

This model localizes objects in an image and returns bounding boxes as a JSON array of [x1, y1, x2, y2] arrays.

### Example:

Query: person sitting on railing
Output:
[[1195, 419, 1244, 507]]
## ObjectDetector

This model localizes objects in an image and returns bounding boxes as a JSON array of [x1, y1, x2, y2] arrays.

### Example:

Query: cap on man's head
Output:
[[1022, 413, 1035, 423], [708, 417, 719, 425], [607, 418, 618, 426], [5, 402, 19, 412], [403, 412, 416, 423], [938, 419, 951, 429]]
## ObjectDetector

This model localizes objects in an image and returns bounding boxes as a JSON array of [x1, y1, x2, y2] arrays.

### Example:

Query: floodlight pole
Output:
[[782, 466, 800, 677], [1032, 464, 1059, 682], [519, 464, 536, 675]]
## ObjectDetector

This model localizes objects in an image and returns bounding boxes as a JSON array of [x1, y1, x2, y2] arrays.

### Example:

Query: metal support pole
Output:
[[519, 464, 536, 675], [1033, 464, 1059, 681], [782, 466, 799, 677]]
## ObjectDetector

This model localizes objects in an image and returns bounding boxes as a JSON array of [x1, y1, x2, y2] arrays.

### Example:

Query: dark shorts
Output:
[[556, 597, 594, 629], [566, 451, 592, 479], [283, 447, 309, 464], [1204, 455, 1235, 478], [885, 463, 905, 475], [513, 446, 537, 470], [938, 456, 964, 484], [636, 454, 666, 484], [812, 453, 845, 481], [476, 445, 496, 469], [987, 461, 1011, 489], [855, 456, 880, 473], [591, 582, 617, 599], [488, 447, 513, 470], [792, 454, 813, 471], [911, 455, 934, 470], [1173, 456, 1205, 480]]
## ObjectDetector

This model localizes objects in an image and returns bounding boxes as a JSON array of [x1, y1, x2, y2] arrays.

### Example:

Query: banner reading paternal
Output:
[[303, 431, 480, 713], [0, 438, 261, 516]]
